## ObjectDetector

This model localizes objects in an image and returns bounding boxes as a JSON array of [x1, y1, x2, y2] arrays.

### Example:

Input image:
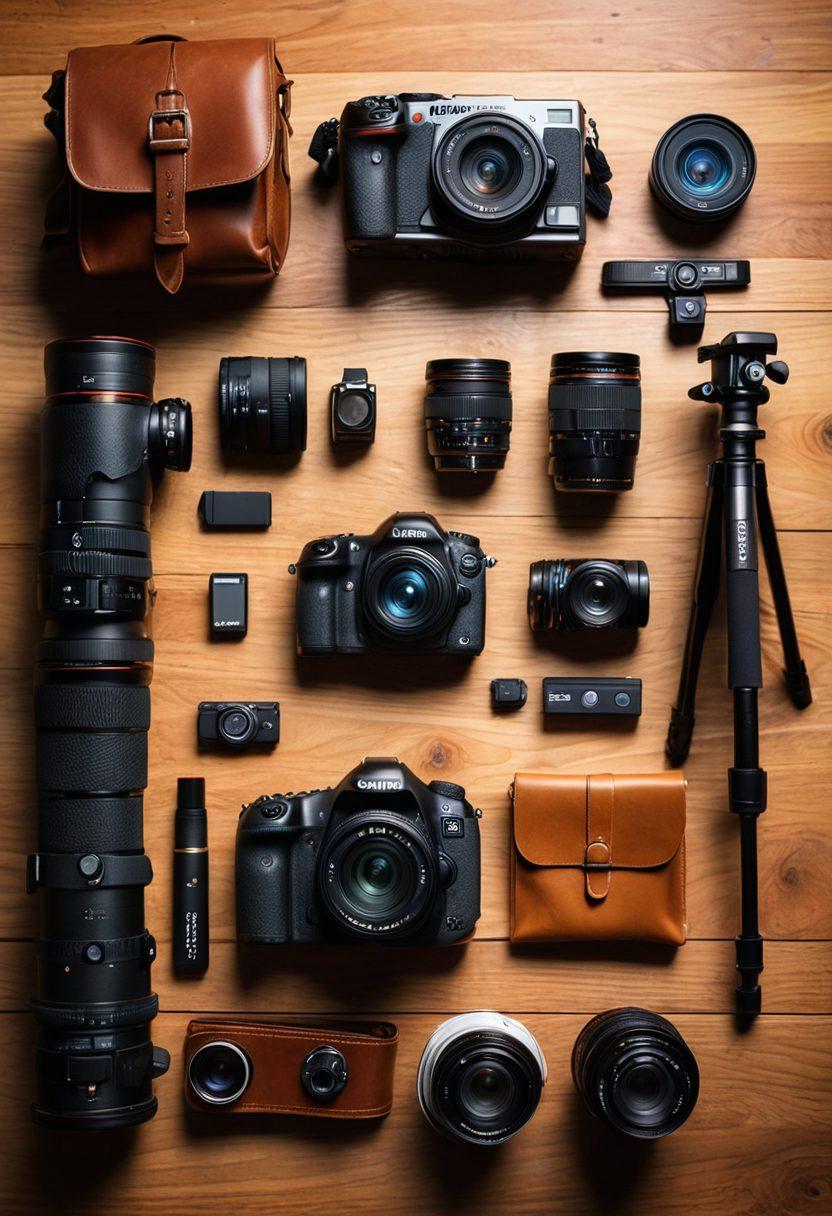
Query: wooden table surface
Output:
[[1, 3, 830, 1214]]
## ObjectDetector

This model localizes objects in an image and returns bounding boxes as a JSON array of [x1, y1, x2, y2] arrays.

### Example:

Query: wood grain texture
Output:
[[0, 2, 830, 1213]]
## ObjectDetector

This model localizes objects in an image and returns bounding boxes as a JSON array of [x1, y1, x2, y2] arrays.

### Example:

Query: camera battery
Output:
[[542, 677, 641, 717], [209, 573, 248, 639]]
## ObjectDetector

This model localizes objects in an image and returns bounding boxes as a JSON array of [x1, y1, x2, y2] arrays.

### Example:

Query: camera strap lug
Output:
[[584, 117, 612, 218], [309, 118, 340, 185]]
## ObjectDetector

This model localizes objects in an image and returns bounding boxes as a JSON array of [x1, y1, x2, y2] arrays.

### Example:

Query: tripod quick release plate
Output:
[[602, 259, 750, 340]]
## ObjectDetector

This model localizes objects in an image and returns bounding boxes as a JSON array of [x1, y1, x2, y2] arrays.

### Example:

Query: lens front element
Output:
[[189, 1041, 252, 1106], [649, 113, 756, 222]]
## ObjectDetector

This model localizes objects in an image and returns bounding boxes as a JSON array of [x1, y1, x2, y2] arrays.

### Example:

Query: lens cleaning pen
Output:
[[173, 777, 209, 974]]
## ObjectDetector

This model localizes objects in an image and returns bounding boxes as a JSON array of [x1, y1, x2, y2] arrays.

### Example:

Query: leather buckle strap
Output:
[[148, 49, 190, 293], [584, 774, 614, 901]]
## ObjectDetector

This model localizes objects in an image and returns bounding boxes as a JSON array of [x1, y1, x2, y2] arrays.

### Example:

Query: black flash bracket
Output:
[[602, 259, 751, 340]]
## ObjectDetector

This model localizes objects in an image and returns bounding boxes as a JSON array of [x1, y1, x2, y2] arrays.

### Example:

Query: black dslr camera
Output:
[[293, 511, 492, 656], [236, 758, 481, 945], [311, 93, 607, 261]]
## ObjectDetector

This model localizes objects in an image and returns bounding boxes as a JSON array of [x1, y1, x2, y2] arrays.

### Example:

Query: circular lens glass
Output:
[[432, 114, 548, 236], [571, 1008, 700, 1140], [418, 1014, 547, 1146], [188, 1042, 251, 1106], [379, 568, 430, 620], [678, 142, 731, 195], [364, 551, 456, 644], [649, 113, 756, 223], [218, 705, 256, 744], [337, 390, 371, 430], [566, 563, 629, 629], [319, 811, 436, 939]]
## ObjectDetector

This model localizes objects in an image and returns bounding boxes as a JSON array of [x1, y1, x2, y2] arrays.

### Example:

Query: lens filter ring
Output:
[[317, 809, 437, 940]]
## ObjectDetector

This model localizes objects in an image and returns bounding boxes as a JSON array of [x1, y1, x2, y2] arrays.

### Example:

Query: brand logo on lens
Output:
[[355, 778, 404, 791], [736, 519, 748, 563], [391, 528, 429, 539]]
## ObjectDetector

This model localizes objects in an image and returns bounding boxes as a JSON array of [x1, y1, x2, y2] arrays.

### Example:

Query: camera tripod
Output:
[[666, 332, 812, 1016]]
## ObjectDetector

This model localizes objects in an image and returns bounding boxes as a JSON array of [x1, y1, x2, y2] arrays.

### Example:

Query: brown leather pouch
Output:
[[511, 772, 687, 945], [183, 1019, 398, 1118], [42, 34, 292, 293]]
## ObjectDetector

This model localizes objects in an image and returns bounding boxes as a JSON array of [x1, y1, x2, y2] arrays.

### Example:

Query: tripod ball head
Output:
[[688, 331, 789, 405]]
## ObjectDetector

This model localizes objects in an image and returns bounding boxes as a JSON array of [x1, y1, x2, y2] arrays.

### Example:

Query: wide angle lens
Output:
[[649, 113, 756, 223], [424, 358, 513, 473], [572, 1008, 700, 1139], [548, 352, 641, 492], [219, 355, 307, 455]]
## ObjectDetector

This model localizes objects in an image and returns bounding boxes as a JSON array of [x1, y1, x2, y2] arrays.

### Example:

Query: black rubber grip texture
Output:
[[727, 572, 763, 689], [39, 524, 151, 557], [38, 549, 152, 580], [38, 796, 144, 852], [37, 931, 153, 964], [37, 731, 148, 796], [269, 358, 294, 450], [36, 637, 154, 664], [548, 383, 642, 432], [424, 394, 513, 420], [30, 992, 159, 1030], [35, 684, 150, 731]]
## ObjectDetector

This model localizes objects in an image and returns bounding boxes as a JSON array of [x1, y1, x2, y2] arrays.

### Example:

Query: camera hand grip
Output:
[[343, 137, 398, 241], [236, 841, 291, 943]]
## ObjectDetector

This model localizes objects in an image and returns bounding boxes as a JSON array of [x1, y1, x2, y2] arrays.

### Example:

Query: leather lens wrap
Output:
[[183, 1019, 398, 1118], [510, 772, 687, 944]]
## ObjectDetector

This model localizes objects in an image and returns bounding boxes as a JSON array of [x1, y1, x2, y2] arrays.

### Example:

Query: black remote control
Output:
[[542, 677, 641, 717]]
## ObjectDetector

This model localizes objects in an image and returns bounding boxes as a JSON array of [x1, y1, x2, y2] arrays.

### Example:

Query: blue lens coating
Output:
[[381, 568, 430, 619], [678, 142, 731, 195]]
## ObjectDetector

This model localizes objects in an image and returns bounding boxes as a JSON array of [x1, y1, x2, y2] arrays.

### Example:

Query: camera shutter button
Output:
[[459, 553, 481, 577], [261, 801, 289, 819]]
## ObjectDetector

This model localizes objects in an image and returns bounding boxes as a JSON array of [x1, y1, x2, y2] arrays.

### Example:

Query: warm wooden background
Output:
[[0, 3, 830, 1214]]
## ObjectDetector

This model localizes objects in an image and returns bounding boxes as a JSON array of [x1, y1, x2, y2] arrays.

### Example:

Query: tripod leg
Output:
[[754, 463, 812, 708], [666, 463, 724, 764]]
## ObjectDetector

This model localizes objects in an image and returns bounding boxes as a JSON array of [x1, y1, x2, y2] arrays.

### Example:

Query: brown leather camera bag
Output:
[[511, 772, 687, 945], [42, 35, 292, 293]]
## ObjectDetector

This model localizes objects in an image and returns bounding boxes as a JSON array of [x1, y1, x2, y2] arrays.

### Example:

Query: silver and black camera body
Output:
[[336, 93, 588, 261], [293, 511, 492, 656], [235, 758, 481, 946]]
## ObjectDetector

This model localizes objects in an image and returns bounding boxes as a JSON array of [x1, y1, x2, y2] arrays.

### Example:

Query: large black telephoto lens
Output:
[[31, 337, 192, 1129], [572, 1008, 700, 1139], [424, 359, 512, 473], [219, 356, 307, 455], [649, 114, 756, 224], [548, 352, 641, 492]]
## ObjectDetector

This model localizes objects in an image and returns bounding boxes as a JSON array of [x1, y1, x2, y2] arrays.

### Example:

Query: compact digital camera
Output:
[[236, 758, 481, 945], [334, 93, 589, 260], [293, 511, 492, 656]]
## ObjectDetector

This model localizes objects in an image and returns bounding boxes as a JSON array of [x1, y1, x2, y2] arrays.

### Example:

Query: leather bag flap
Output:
[[64, 38, 278, 193], [513, 772, 685, 870]]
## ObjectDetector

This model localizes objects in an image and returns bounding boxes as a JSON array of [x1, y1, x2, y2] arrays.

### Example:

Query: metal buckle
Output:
[[147, 108, 191, 150]]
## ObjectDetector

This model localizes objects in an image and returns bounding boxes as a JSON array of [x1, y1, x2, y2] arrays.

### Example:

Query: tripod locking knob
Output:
[[766, 359, 789, 385]]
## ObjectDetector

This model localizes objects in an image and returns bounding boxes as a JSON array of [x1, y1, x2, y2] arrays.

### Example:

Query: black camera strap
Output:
[[584, 118, 613, 218]]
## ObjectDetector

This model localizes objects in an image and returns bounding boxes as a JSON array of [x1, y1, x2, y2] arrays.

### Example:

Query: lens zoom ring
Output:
[[36, 637, 154, 664], [425, 394, 513, 420], [31, 993, 159, 1030], [548, 384, 642, 432], [39, 526, 151, 558], [269, 360, 293, 451], [38, 550, 152, 580], [35, 684, 150, 731], [37, 731, 148, 796], [37, 932, 153, 964], [38, 796, 144, 853]]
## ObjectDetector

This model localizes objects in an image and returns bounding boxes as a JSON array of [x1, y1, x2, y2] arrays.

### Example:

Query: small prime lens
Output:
[[649, 114, 756, 224], [219, 356, 307, 455], [188, 1041, 251, 1106], [572, 1008, 700, 1139], [218, 705, 258, 745], [528, 558, 650, 633], [425, 358, 512, 473], [418, 1012, 547, 1146], [548, 352, 641, 492]]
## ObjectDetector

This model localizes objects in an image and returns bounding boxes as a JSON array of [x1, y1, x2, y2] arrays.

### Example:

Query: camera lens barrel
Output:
[[572, 1008, 700, 1139], [649, 113, 756, 223], [528, 558, 650, 632], [219, 355, 307, 455], [418, 1012, 547, 1146], [548, 352, 642, 492], [424, 358, 513, 473], [31, 337, 191, 1129]]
